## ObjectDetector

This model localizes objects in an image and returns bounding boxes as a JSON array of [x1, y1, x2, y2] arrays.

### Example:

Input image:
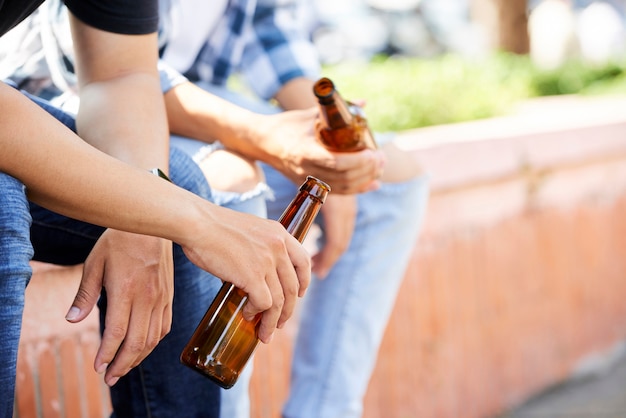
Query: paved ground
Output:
[[500, 348, 626, 418]]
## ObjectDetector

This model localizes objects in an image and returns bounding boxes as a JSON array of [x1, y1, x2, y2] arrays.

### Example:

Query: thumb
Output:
[[65, 255, 104, 323]]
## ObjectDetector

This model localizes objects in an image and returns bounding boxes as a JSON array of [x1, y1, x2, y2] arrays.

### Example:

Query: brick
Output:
[[59, 338, 84, 418], [38, 342, 62, 418], [16, 344, 38, 418]]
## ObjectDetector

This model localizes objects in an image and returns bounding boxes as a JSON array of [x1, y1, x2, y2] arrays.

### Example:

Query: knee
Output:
[[198, 149, 264, 193], [379, 141, 424, 184]]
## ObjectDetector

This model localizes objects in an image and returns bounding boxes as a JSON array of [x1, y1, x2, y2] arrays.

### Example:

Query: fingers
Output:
[[182, 211, 313, 347], [322, 149, 386, 194], [254, 272, 282, 343], [241, 281, 272, 323], [93, 289, 133, 385], [285, 232, 312, 298], [240, 232, 311, 343], [83, 232, 174, 387], [97, 293, 167, 386], [66, 254, 104, 323]]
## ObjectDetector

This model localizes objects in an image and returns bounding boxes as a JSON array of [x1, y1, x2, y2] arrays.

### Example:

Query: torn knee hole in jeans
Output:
[[195, 144, 264, 194]]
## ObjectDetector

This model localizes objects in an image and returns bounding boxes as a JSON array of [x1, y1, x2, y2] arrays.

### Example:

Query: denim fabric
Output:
[[4, 87, 269, 417], [281, 176, 429, 418], [169, 135, 266, 418], [24, 146, 226, 418], [101, 147, 225, 418], [0, 173, 34, 418], [190, 83, 430, 418]]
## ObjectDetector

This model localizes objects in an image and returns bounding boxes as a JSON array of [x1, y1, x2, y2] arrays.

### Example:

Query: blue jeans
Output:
[[0, 174, 34, 418], [188, 83, 430, 418], [0, 87, 268, 418]]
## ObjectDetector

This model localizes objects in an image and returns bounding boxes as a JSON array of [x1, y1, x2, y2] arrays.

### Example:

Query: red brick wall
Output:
[[17, 95, 626, 418], [16, 264, 111, 418]]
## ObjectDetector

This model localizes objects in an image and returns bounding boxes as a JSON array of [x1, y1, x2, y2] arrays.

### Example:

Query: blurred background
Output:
[[284, 1, 626, 417], [293, 0, 626, 132]]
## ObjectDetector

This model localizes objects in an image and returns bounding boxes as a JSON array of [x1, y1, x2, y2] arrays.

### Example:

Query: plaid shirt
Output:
[[167, 0, 321, 100], [0, 0, 321, 101]]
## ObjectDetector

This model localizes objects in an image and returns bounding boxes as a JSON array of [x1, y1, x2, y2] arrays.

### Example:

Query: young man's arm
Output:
[[66, 13, 176, 386], [0, 76, 310, 383]]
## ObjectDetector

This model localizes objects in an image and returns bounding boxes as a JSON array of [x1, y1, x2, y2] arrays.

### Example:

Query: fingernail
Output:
[[65, 306, 80, 321], [96, 363, 108, 374], [106, 376, 119, 386]]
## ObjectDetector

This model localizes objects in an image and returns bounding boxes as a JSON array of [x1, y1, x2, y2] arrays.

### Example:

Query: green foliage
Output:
[[321, 53, 626, 132], [530, 60, 626, 96]]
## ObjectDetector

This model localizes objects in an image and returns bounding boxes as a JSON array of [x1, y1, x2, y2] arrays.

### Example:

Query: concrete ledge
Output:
[[396, 95, 626, 193]]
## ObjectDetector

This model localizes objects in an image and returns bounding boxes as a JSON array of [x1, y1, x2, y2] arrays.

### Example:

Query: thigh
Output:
[[0, 173, 34, 417], [30, 203, 105, 265]]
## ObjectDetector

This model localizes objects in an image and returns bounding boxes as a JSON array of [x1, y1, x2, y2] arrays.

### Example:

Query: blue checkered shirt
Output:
[[163, 0, 321, 100]]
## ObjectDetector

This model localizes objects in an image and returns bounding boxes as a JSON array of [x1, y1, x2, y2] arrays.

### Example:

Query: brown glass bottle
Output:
[[180, 176, 330, 389], [313, 77, 378, 152]]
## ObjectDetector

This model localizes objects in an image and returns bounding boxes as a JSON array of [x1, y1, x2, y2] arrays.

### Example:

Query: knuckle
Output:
[[73, 288, 96, 305], [146, 336, 160, 351], [302, 256, 312, 270], [272, 293, 285, 309], [106, 325, 127, 341], [282, 282, 298, 300], [260, 298, 273, 312], [126, 340, 146, 355]]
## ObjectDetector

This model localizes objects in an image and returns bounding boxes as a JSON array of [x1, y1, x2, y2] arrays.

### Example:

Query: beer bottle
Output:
[[313, 77, 378, 152], [180, 176, 330, 389]]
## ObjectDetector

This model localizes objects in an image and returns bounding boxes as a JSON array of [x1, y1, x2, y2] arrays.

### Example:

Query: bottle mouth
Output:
[[313, 77, 335, 101], [303, 176, 331, 200]]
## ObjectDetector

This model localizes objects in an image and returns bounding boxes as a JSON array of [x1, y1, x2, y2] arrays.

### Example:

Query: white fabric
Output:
[[160, 0, 228, 73]]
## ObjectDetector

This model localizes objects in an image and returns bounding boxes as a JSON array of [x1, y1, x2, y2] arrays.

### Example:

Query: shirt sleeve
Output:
[[239, 0, 321, 100], [64, 0, 159, 35]]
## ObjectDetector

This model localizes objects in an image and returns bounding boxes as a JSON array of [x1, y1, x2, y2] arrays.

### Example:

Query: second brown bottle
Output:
[[313, 77, 378, 152], [180, 176, 330, 389]]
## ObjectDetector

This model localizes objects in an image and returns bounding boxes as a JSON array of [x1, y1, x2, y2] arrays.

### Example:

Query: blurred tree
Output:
[[498, 0, 529, 53], [471, 0, 529, 54]]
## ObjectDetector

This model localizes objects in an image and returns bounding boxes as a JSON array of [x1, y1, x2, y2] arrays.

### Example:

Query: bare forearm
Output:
[[76, 73, 169, 171], [0, 82, 203, 242], [165, 82, 272, 162], [273, 77, 317, 110]]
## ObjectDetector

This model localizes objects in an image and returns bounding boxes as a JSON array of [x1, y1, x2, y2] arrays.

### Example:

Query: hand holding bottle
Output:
[[240, 107, 384, 194], [178, 202, 312, 343], [313, 77, 378, 152], [181, 177, 330, 389]]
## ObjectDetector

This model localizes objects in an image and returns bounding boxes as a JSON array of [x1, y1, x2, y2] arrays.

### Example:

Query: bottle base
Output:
[[180, 356, 239, 389]]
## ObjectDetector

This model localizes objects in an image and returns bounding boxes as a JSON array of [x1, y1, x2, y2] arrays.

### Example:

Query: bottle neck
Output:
[[314, 78, 353, 130], [278, 177, 330, 243]]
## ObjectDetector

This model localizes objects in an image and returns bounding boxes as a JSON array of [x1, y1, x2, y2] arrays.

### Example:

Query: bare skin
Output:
[[164, 76, 422, 279], [0, 14, 309, 387]]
